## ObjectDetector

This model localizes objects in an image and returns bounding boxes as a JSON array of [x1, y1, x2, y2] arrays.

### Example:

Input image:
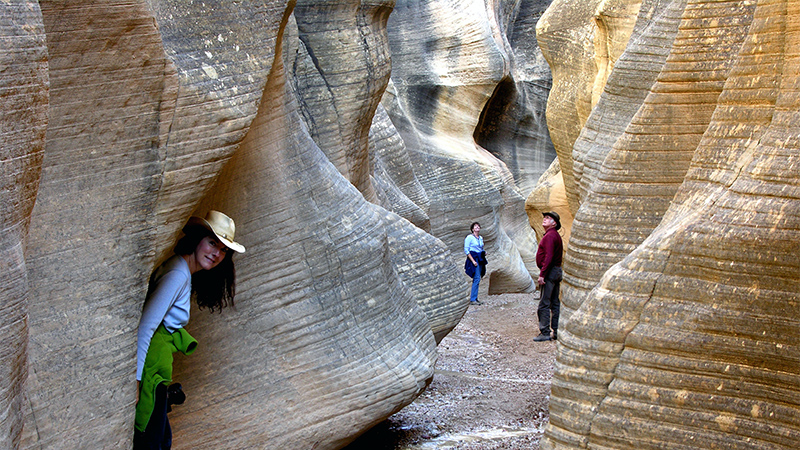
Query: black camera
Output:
[[166, 383, 186, 412]]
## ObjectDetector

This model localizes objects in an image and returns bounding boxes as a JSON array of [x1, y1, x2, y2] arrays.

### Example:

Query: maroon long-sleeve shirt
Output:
[[536, 227, 563, 277]]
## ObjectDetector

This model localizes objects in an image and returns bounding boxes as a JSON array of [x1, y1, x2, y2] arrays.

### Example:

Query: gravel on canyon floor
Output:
[[345, 293, 557, 450]]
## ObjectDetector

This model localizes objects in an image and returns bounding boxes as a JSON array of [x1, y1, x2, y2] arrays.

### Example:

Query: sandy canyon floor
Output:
[[345, 293, 557, 450]]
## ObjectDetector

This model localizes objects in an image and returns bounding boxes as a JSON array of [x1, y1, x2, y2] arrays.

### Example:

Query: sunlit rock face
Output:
[[533, 0, 642, 219], [385, 0, 541, 294], [561, 0, 760, 321], [539, 0, 800, 447], [524, 158, 573, 244], [4, 0, 551, 448]]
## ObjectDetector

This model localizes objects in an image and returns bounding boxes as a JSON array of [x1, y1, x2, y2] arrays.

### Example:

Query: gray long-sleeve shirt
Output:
[[136, 255, 192, 381]]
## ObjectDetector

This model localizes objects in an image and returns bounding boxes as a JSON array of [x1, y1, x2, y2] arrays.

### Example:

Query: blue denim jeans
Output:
[[470, 270, 481, 302]]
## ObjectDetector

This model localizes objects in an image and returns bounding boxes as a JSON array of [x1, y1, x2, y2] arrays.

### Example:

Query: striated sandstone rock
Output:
[[562, 0, 756, 322], [5, 0, 549, 448], [369, 103, 433, 231], [532, 0, 642, 223], [524, 159, 572, 244], [285, 0, 470, 341], [169, 12, 462, 445], [0, 2, 48, 449], [385, 0, 539, 294], [541, 0, 800, 448], [474, 0, 557, 196], [290, 0, 392, 203], [143, 0, 287, 257], [23, 1, 177, 447], [570, 0, 688, 205]]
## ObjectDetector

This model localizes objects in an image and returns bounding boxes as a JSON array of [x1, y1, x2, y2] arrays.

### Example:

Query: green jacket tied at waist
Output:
[[135, 325, 197, 432]]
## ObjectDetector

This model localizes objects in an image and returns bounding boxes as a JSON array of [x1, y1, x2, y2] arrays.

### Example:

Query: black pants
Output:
[[537, 267, 562, 335], [133, 383, 171, 450]]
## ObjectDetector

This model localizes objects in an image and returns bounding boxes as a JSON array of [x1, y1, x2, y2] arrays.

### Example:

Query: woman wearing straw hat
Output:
[[133, 211, 245, 449]]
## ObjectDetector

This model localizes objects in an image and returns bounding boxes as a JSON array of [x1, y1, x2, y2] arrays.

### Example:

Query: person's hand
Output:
[[473, 260, 478, 266], [537, 276, 544, 286]]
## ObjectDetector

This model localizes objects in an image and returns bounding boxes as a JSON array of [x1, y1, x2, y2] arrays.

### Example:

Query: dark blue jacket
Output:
[[465, 251, 487, 278]]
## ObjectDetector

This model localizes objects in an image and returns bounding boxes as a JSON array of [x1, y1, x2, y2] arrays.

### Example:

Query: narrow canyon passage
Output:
[[346, 294, 556, 449]]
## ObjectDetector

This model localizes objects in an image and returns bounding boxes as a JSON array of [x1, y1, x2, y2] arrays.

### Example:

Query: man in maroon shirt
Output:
[[534, 211, 563, 342]]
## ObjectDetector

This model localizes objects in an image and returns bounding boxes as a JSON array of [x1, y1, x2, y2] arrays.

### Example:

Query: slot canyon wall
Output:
[[1, 0, 551, 449], [537, 0, 800, 447]]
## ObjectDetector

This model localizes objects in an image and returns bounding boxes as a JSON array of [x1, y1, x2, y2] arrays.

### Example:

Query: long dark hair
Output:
[[174, 226, 236, 312]]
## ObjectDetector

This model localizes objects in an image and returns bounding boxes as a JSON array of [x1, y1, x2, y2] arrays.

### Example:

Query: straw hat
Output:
[[184, 210, 246, 253]]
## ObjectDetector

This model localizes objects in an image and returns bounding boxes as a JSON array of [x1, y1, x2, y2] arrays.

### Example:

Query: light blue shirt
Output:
[[136, 255, 192, 380], [464, 234, 484, 255]]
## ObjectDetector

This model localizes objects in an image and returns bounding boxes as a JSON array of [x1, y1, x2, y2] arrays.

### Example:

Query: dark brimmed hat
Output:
[[184, 210, 246, 253], [542, 211, 561, 230]]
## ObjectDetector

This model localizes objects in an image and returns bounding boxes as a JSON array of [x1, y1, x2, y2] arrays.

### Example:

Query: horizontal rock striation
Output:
[[474, 0, 557, 197], [23, 1, 175, 447], [385, 0, 539, 294], [0, 2, 48, 449], [562, 0, 757, 321], [3, 0, 552, 447], [541, 0, 800, 447], [535, 0, 643, 219], [369, 103, 433, 231]]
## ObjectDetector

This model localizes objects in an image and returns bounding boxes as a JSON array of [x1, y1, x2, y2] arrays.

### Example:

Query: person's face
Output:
[[542, 215, 555, 229], [472, 224, 481, 234], [195, 236, 228, 271]]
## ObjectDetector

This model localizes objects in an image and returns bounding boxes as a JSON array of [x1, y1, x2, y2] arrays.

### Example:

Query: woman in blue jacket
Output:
[[464, 222, 486, 305], [134, 211, 245, 449]]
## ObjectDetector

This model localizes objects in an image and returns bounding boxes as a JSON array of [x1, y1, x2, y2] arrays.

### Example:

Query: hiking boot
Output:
[[533, 334, 551, 342], [552, 330, 558, 341]]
